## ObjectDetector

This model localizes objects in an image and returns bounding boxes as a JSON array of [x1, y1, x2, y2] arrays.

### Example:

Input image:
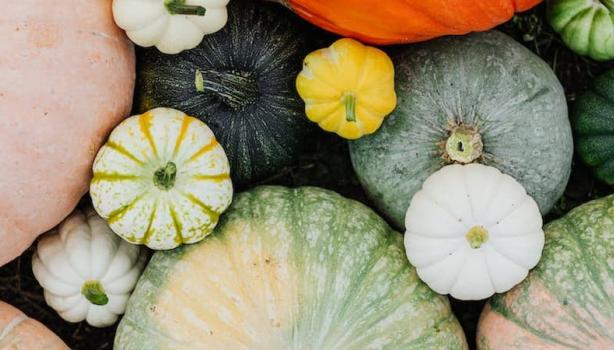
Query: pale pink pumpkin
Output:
[[0, 0, 135, 266], [0, 301, 68, 349]]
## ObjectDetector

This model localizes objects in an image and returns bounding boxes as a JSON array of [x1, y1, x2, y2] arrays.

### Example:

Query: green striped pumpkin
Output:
[[477, 195, 614, 349], [115, 186, 468, 349], [90, 107, 233, 250]]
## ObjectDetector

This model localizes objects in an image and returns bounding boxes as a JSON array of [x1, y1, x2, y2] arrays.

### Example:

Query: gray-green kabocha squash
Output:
[[350, 31, 573, 229], [115, 186, 468, 349], [136, 0, 312, 186]]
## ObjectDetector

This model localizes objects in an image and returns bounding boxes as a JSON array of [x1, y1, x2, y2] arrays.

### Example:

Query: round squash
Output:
[[273, 0, 541, 45], [115, 186, 468, 349], [32, 206, 148, 327], [296, 38, 397, 140], [573, 69, 614, 186], [405, 164, 544, 301], [476, 194, 614, 349], [113, 0, 229, 54], [91, 108, 233, 250], [548, 0, 614, 61], [350, 31, 573, 229], [136, 0, 312, 186], [0, 301, 68, 349], [0, 0, 135, 266]]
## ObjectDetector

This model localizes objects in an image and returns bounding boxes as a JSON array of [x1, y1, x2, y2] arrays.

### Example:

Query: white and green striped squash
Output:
[[90, 107, 233, 250], [115, 186, 468, 349]]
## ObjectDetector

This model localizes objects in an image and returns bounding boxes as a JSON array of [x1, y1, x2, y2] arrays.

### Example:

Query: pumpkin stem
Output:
[[194, 69, 259, 111], [344, 92, 357, 122], [164, 0, 206, 16], [466, 226, 489, 249], [153, 162, 177, 190], [444, 125, 483, 164], [195, 70, 205, 92], [81, 280, 109, 306]]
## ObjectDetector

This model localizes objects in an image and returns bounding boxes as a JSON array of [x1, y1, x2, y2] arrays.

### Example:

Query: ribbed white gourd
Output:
[[404, 164, 545, 300]]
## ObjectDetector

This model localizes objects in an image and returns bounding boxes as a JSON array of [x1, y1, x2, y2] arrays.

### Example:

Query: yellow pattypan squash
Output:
[[296, 38, 397, 140]]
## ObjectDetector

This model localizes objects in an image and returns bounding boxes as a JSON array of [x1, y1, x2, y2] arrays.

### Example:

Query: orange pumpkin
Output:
[[0, 0, 135, 266], [275, 0, 541, 44], [0, 301, 68, 349]]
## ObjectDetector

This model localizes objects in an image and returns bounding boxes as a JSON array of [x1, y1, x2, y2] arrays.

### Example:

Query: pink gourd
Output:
[[0, 0, 135, 266], [0, 301, 68, 349]]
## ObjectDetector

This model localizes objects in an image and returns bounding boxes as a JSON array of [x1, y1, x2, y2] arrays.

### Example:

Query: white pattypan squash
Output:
[[404, 163, 544, 300], [90, 107, 233, 250], [112, 0, 229, 54], [32, 207, 148, 328]]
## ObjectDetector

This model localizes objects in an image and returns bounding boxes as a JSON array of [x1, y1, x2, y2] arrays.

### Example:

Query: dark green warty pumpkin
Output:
[[573, 69, 614, 186], [136, 0, 312, 186]]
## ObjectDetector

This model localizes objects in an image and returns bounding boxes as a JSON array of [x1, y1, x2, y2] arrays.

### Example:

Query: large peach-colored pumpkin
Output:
[[0, 301, 68, 349], [0, 0, 135, 266]]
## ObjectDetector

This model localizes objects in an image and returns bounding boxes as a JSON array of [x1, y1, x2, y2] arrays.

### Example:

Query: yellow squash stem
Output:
[[466, 226, 489, 249]]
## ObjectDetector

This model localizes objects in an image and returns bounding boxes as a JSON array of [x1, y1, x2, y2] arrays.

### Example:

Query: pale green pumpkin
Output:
[[115, 186, 468, 349], [90, 107, 233, 250]]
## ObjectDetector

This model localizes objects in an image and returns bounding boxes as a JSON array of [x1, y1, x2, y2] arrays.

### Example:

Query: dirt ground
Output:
[[1, 3, 612, 349]]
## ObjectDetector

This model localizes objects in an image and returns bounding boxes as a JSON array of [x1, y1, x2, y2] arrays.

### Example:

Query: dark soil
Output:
[[1, 3, 612, 349]]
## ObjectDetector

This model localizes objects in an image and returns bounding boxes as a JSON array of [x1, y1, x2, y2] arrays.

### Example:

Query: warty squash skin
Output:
[[115, 186, 468, 349], [476, 195, 614, 349], [573, 69, 614, 185], [0, 0, 135, 266], [136, 0, 313, 186], [0, 301, 68, 349], [350, 31, 573, 230], [274, 0, 541, 45]]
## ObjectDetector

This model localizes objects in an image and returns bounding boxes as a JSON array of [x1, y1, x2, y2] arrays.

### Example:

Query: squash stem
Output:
[[164, 0, 206, 16], [153, 162, 177, 190], [444, 125, 483, 164], [344, 92, 357, 122], [81, 280, 109, 306], [466, 226, 489, 249]]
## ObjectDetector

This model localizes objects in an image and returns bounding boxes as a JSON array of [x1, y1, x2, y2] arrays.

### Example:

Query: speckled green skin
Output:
[[136, 0, 313, 186], [574, 69, 614, 186], [478, 194, 614, 349], [115, 186, 468, 349], [350, 31, 573, 230], [548, 0, 614, 61]]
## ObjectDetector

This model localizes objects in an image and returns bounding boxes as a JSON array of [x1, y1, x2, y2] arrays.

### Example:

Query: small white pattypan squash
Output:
[[32, 207, 147, 327], [112, 0, 229, 54], [90, 107, 233, 250], [404, 163, 544, 300]]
